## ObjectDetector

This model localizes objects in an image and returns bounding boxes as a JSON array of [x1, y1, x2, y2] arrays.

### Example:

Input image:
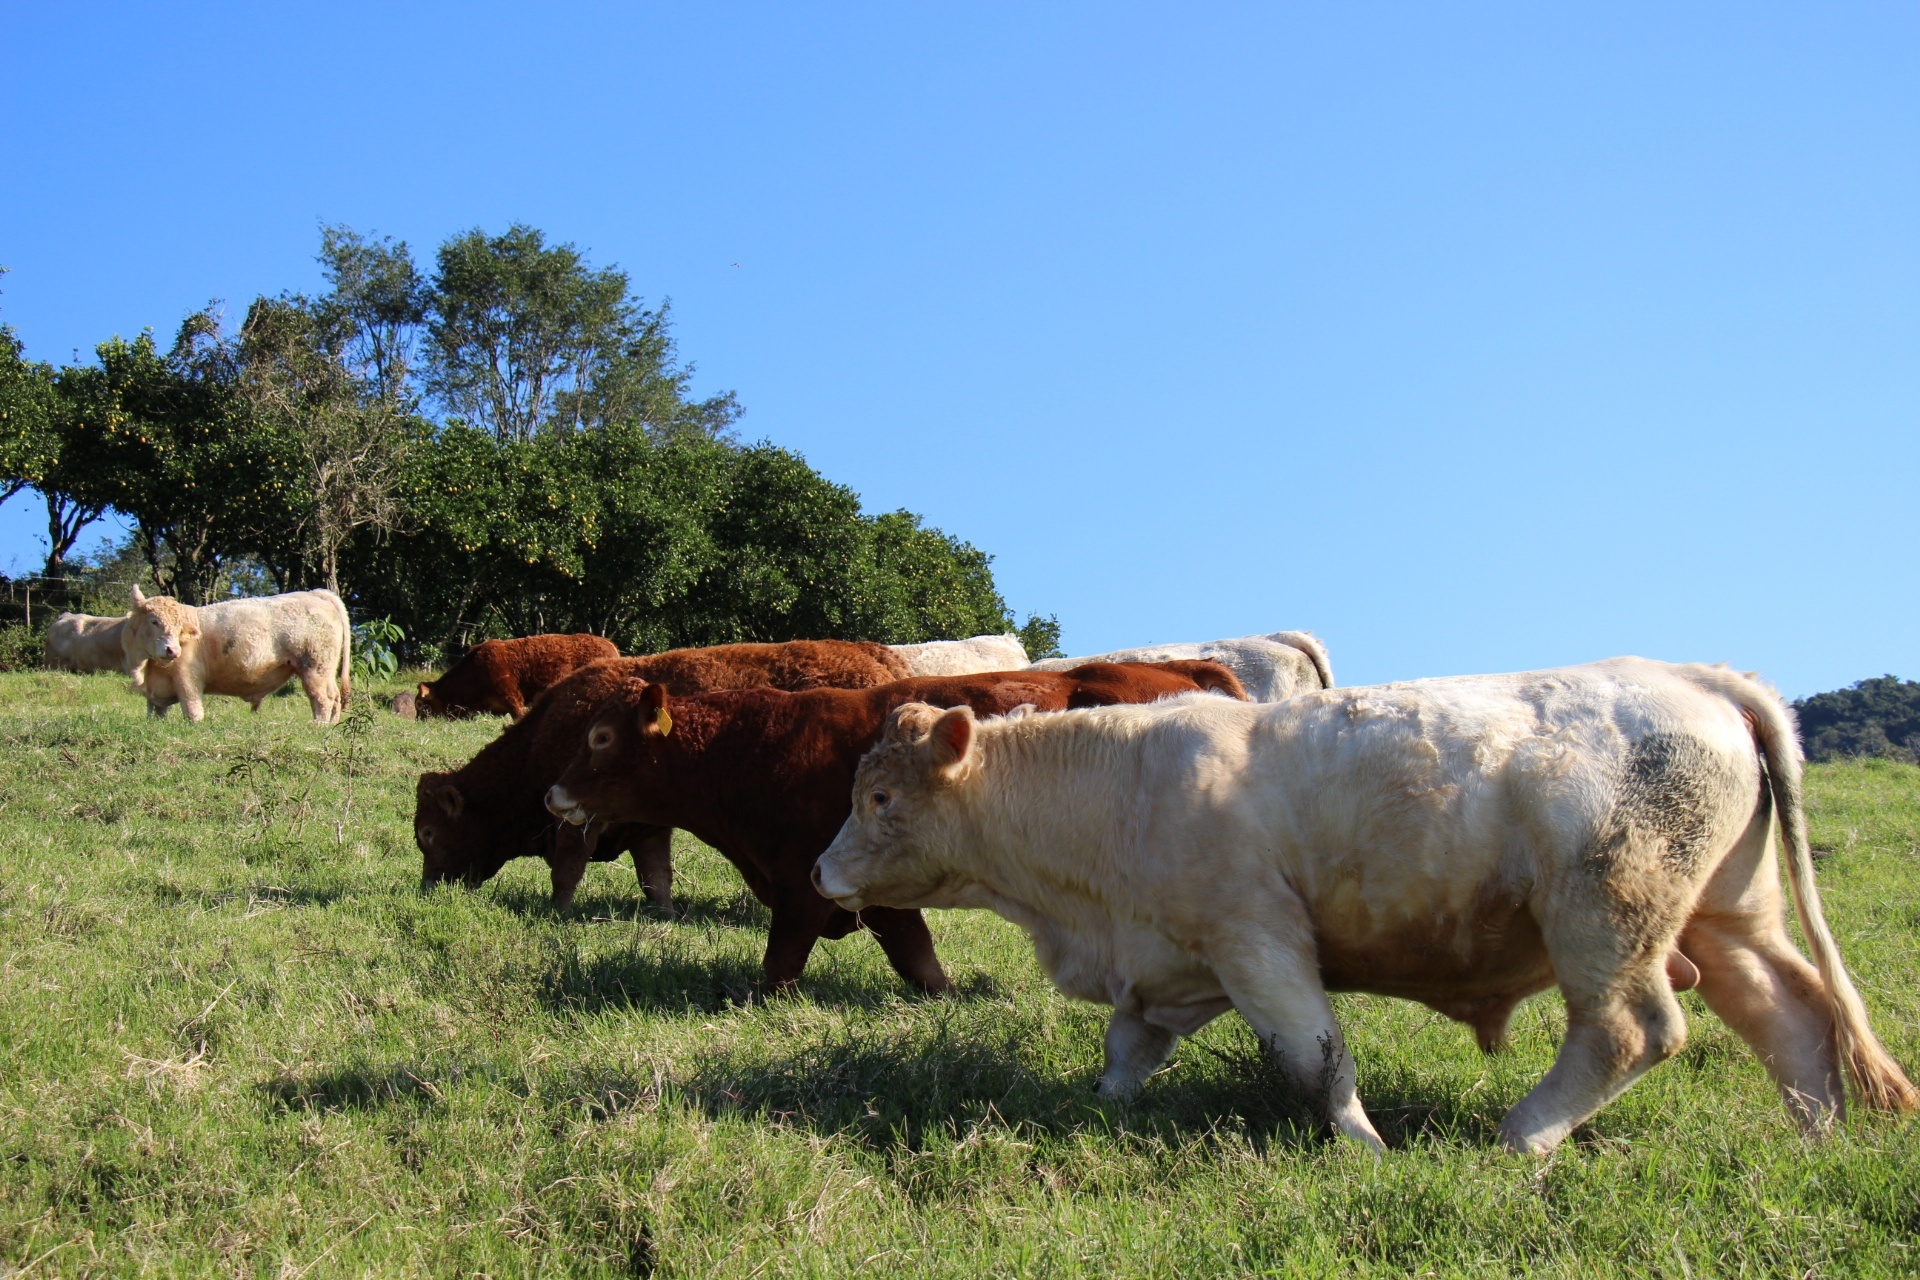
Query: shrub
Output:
[[0, 623, 41, 672]]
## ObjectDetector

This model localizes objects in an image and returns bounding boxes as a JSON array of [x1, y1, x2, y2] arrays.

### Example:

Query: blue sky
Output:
[[2, 2, 1914, 695]]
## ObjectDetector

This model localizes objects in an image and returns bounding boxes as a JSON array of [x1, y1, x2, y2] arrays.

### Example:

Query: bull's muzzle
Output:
[[544, 784, 588, 826], [810, 858, 862, 908]]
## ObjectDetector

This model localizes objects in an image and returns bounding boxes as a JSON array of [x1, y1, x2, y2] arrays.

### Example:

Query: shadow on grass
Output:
[[614, 1015, 1505, 1156], [260, 1061, 467, 1113], [535, 928, 977, 1015]]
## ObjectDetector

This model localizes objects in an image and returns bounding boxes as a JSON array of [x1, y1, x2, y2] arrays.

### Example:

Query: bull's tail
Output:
[[1268, 631, 1334, 689], [319, 589, 353, 710], [1721, 669, 1918, 1113]]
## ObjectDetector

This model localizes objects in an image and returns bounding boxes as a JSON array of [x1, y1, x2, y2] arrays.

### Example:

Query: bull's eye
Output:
[[589, 726, 613, 751], [871, 789, 892, 812], [419, 827, 434, 845]]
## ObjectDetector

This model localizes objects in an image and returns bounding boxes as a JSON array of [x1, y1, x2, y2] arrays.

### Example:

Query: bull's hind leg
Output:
[[297, 665, 341, 723], [1681, 815, 1844, 1129], [1498, 957, 1687, 1153]]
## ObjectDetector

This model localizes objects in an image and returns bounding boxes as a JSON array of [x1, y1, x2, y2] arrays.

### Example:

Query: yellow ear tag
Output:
[[653, 707, 674, 736]]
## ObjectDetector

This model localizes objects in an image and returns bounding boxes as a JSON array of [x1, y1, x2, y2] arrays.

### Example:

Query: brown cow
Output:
[[415, 639, 920, 907], [541, 661, 1248, 993], [416, 634, 621, 719]]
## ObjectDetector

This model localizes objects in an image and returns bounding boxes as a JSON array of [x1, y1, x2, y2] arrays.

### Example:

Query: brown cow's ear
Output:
[[928, 706, 975, 770], [638, 683, 673, 737], [438, 785, 465, 819], [417, 683, 432, 700], [883, 702, 940, 744]]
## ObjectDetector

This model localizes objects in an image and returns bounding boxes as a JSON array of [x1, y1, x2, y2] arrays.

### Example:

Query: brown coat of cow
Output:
[[541, 661, 1249, 993], [415, 640, 924, 906], [416, 634, 621, 719]]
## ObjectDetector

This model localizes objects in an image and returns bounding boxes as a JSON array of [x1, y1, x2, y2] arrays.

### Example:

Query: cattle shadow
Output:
[[537, 935, 988, 1016], [259, 1060, 477, 1114], [644, 1020, 1501, 1156]]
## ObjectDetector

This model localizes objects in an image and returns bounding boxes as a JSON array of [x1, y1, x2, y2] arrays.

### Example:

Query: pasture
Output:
[[1, 671, 1915, 1278]]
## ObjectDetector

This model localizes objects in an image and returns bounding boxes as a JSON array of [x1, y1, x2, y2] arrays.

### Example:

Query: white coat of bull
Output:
[[1031, 631, 1331, 701], [43, 612, 132, 673], [815, 657, 1916, 1154], [888, 633, 1030, 677], [122, 586, 353, 723]]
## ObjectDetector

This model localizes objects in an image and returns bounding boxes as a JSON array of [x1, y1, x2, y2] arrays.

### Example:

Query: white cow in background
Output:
[[1033, 631, 1332, 701], [888, 633, 1030, 677], [43, 612, 133, 673], [815, 657, 1916, 1154], [122, 586, 353, 723]]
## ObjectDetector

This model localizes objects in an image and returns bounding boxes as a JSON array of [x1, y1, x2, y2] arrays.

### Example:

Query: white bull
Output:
[[888, 633, 1030, 677], [815, 657, 1916, 1154], [1032, 631, 1331, 701], [43, 612, 132, 673], [122, 586, 353, 723]]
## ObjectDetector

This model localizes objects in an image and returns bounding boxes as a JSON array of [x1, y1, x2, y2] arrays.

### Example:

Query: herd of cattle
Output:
[[36, 588, 1918, 1154]]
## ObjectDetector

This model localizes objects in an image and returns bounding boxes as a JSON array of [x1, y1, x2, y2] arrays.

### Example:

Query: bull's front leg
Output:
[[628, 827, 674, 908], [1097, 1010, 1180, 1099], [177, 681, 207, 723], [762, 897, 835, 990], [859, 906, 950, 994], [1205, 912, 1386, 1152]]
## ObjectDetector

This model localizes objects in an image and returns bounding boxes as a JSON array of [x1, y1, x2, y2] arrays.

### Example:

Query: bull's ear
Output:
[[638, 683, 673, 737], [417, 683, 432, 700], [928, 706, 975, 770], [438, 785, 465, 819]]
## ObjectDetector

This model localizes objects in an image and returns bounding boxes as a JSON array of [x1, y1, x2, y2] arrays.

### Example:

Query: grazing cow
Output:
[[542, 661, 1248, 993], [417, 659, 674, 909], [122, 586, 351, 723], [1033, 632, 1332, 702], [888, 633, 1030, 677], [416, 634, 621, 719], [44, 612, 131, 673], [814, 658, 1917, 1153], [416, 639, 922, 908]]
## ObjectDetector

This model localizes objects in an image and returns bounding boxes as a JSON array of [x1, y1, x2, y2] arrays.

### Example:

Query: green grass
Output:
[[0, 671, 1915, 1278]]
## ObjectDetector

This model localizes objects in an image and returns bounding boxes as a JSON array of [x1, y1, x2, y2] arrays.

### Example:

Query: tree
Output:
[[312, 224, 428, 408], [61, 312, 295, 603], [238, 295, 416, 594], [422, 224, 738, 442], [0, 312, 109, 584]]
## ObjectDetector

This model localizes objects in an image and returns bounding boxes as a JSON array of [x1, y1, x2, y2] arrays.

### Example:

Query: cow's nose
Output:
[[543, 785, 568, 817], [810, 863, 825, 893]]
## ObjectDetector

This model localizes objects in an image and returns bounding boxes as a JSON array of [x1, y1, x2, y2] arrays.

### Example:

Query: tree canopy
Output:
[[0, 226, 1050, 658]]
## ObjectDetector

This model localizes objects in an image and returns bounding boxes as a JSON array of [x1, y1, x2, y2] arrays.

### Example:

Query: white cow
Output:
[[1032, 631, 1331, 701], [815, 658, 1916, 1154], [122, 586, 353, 723], [43, 612, 132, 673], [888, 633, 1030, 677]]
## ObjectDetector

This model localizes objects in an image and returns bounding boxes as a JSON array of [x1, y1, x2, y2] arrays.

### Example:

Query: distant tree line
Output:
[[0, 229, 1059, 661], [1793, 676, 1920, 764]]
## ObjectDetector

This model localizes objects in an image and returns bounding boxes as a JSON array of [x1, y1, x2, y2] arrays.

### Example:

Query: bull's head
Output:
[[812, 702, 976, 911], [544, 680, 670, 844], [414, 771, 513, 890], [124, 585, 199, 666]]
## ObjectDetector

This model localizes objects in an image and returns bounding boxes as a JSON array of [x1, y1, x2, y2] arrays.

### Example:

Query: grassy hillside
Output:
[[0, 671, 1915, 1278]]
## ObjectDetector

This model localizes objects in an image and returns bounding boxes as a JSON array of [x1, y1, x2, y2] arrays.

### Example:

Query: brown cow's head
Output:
[[413, 680, 474, 720], [544, 680, 670, 836], [122, 585, 200, 668], [414, 770, 516, 890], [812, 702, 977, 911]]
